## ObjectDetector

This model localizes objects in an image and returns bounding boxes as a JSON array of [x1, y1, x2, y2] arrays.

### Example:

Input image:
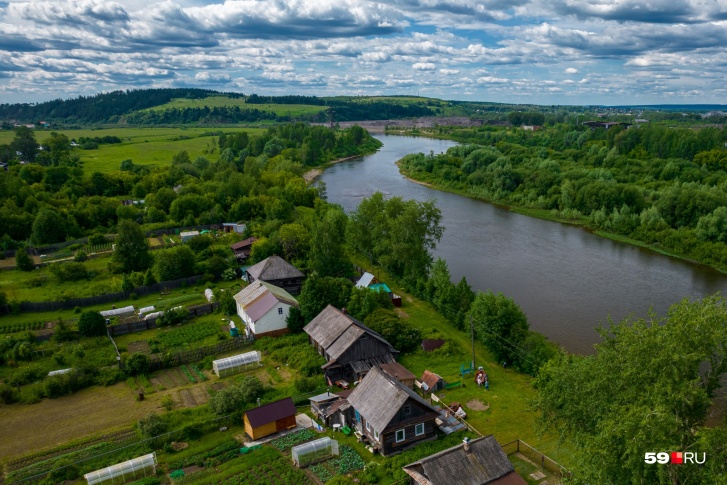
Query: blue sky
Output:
[[1, 0, 726, 105]]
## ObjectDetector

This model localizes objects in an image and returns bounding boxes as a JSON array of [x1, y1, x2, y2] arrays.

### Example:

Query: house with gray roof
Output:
[[402, 436, 527, 485], [245, 255, 305, 294], [233, 280, 298, 338], [304, 305, 398, 384], [345, 367, 439, 456]]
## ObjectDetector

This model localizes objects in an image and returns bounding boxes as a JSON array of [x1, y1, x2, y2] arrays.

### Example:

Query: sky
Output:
[[1, 0, 727, 106]]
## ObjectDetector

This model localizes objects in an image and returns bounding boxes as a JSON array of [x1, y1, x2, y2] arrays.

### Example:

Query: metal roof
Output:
[[346, 367, 436, 433], [402, 436, 524, 485], [356, 272, 375, 288], [245, 397, 296, 428], [246, 255, 304, 281], [233, 280, 298, 322], [379, 362, 416, 381]]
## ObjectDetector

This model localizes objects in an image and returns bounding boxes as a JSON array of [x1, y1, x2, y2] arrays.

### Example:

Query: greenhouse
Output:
[[84, 453, 157, 485], [291, 437, 339, 467], [48, 368, 72, 377], [212, 350, 262, 377]]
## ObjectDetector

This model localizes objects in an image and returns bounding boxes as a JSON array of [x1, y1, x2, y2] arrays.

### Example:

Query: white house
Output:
[[233, 280, 299, 338]]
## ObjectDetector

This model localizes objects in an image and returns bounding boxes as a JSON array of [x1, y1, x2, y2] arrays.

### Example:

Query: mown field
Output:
[[0, 127, 264, 172], [141, 95, 326, 117]]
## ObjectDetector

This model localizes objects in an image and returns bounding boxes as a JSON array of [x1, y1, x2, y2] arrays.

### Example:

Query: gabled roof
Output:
[[355, 272, 375, 288], [346, 367, 437, 433], [402, 436, 525, 485], [379, 362, 416, 382], [231, 237, 257, 251], [304, 305, 397, 362], [246, 255, 304, 281], [421, 370, 445, 390], [233, 280, 298, 322], [245, 397, 296, 428]]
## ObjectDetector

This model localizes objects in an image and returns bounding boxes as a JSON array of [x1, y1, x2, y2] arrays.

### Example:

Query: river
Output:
[[318, 134, 727, 356]]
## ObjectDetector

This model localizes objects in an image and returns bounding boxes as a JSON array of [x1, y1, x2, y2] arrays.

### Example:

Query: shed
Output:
[[420, 370, 446, 393], [355, 272, 375, 288], [421, 339, 445, 352], [230, 236, 258, 261], [309, 391, 341, 418], [402, 436, 527, 485], [244, 397, 297, 440], [379, 362, 417, 389], [180, 230, 200, 243], [223, 222, 246, 234]]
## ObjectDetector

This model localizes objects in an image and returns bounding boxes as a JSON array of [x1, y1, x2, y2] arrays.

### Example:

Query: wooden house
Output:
[[379, 362, 416, 389], [233, 280, 298, 338], [419, 370, 446, 393], [346, 367, 439, 456], [245, 255, 305, 294], [230, 236, 257, 262], [243, 397, 297, 440], [304, 305, 398, 384], [402, 436, 527, 485]]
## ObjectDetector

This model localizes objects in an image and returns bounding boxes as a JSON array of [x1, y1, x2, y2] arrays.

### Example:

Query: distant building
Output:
[[180, 230, 199, 243], [402, 435, 527, 485], [223, 222, 246, 234], [581, 121, 631, 129], [231, 236, 258, 262]]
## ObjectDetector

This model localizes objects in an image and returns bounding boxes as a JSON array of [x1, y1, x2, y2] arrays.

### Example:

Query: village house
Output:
[[345, 367, 439, 456], [402, 436, 527, 485], [233, 280, 298, 338], [245, 255, 305, 294], [304, 305, 398, 385], [230, 236, 257, 262], [243, 397, 297, 440]]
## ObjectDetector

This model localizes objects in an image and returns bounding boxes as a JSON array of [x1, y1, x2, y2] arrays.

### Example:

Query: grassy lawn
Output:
[[354, 258, 573, 467]]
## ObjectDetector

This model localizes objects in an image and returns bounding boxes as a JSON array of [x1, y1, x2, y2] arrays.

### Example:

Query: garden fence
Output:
[[148, 336, 254, 370], [107, 302, 219, 336], [500, 439, 567, 478]]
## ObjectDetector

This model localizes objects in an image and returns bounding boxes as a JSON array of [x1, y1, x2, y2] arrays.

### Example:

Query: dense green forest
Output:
[[400, 123, 727, 271], [0, 123, 379, 247]]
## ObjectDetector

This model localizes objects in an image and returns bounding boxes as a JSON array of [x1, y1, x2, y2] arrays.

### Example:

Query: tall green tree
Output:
[[298, 274, 353, 322], [15, 245, 34, 272], [155, 245, 196, 281], [31, 209, 70, 245], [10, 126, 38, 162], [309, 206, 350, 277], [534, 295, 727, 484], [466, 291, 529, 366], [112, 220, 152, 273]]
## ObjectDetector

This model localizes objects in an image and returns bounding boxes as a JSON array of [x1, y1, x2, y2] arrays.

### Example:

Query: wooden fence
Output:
[[149, 336, 254, 370], [16, 275, 205, 313], [501, 439, 567, 478], [107, 302, 219, 336]]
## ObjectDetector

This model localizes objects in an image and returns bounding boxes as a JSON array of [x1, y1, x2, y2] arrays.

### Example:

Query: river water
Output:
[[318, 135, 727, 355]]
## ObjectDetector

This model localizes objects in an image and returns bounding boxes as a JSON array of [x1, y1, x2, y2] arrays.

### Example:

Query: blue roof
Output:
[[368, 283, 391, 293]]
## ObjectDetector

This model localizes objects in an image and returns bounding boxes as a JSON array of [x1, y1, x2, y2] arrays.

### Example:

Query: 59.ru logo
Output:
[[645, 452, 706, 464]]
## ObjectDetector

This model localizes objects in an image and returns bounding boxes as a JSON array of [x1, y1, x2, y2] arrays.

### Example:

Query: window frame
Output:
[[415, 423, 425, 436], [395, 429, 405, 443], [403, 404, 411, 416], [278, 307, 283, 315]]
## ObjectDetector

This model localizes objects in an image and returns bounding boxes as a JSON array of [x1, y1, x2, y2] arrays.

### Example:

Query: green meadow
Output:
[[141, 95, 326, 117], [0, 127, 264, 172]]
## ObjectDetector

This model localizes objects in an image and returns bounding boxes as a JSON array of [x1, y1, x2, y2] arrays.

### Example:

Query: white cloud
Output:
[[564, 67, 578, 73], [439, 68, 460, 75], [412, 62, 436, 70]]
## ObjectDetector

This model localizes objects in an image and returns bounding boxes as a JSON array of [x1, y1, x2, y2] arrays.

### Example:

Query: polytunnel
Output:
[[212, 350, 262, 377], [291, 437, 339, 467], [84, 453, 157, 485]]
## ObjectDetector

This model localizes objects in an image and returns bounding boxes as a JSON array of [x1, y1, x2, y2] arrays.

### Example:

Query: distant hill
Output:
[[606, 104, 727, 112]]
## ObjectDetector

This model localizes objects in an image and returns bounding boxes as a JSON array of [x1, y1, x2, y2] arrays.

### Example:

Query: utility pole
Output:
[[470, 315, 475, 371]]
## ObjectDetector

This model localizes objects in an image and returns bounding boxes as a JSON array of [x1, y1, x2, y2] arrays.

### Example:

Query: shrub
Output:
[[15, 246, 34, 271], [88, 233, 107, 246], [294, 376, 322, 393], [49, 261, 89, 282], [0, 383, 19, 404], [157, 307, 188, 327], [19, 383, 45, 404], [44, 375, 72, 398], [161, 395, 174, 411], [125, 353, 151, 376], [137, 413, 167, 439], [77, 311, 106, 337], [73, 250, 88, 262], [96, 367, 124, 386]]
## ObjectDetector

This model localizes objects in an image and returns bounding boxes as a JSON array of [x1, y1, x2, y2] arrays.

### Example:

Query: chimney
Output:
[[463, 437, 470, 453]]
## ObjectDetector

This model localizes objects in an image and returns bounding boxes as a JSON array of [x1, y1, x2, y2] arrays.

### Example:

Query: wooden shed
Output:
[[379, 362, 417, 390], [243, 397, 297, 440]]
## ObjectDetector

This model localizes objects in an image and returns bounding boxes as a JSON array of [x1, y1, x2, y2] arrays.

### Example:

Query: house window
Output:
[[278, 307, 283, 315], [395, 429, 405, 443], [403, 405, 411, 416], [374, 429, 380, 441], [415, 423, 425, 436], [366, 421, 371, 432]]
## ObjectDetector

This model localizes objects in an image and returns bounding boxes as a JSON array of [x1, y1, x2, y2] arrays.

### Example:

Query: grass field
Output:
[[141, 95, 326, 118], [0, 127, 265, 172]]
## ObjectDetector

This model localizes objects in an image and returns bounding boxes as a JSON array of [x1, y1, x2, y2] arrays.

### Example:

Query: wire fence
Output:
[[501, 439, 567, 478]]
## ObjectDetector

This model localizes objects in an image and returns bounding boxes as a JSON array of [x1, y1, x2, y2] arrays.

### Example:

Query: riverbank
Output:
[[303, 154, 363, 183], [399, 163, 727, 275]]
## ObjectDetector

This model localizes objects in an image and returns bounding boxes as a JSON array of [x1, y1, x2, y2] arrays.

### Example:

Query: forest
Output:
[[400, 122, 727, 271]]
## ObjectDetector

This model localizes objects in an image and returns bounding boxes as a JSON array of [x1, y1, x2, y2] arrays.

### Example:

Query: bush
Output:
[[49, 261, 89, 282], [156, 307, 189, 327], [96, 367, 124, 386], [0, 383, 19, 404], [137, 412, 167, 439], [125, 353, 151, 376], [73, 250, 88, 262], [15, 246, 34, 271], [44, 375, 72, 398], [294, 376, 322, 393], [363, 309, 421, 353], [208, 376, 264, 415], [19, 383, 45, 404], [88, 233, 107, 246], [77, 311, 106, 337]]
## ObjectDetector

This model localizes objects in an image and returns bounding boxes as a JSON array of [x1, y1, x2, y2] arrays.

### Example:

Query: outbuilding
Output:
[[243, 397, 297, 440]]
